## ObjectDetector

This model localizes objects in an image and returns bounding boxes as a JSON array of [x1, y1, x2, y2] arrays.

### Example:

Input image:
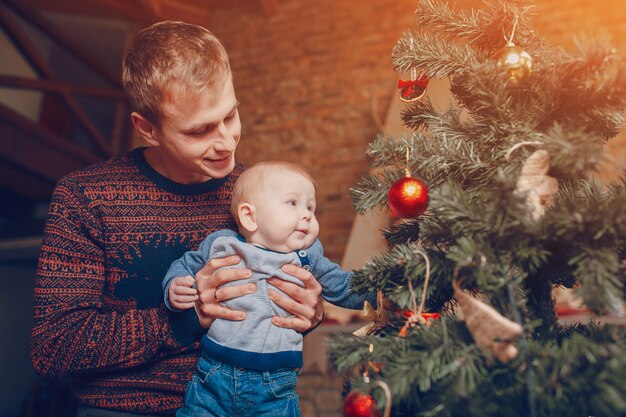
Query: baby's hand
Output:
[[169, 276, 198, 310]]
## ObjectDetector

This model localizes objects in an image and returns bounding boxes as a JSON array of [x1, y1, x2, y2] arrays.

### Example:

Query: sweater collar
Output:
[[132, 147, 231, 196]]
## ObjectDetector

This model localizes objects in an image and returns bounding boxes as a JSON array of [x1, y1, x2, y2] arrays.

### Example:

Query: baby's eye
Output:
[[287, 200, 297, 206], [308, 205, 315, 212]]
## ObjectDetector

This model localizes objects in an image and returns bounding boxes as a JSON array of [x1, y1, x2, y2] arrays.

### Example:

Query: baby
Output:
[[163, 161, 373, 416]]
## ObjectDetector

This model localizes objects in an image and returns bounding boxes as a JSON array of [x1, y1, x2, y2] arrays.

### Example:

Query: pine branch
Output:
[[413, 0, 545, 54], [413, 0, 484, 43], [539, 125, 607, 181], [571, 248, 623, 314], [328, 319, 490, 414], [350, 243, 454, 312], [536, 51, 626, 139], [392, 31, 483, 78]]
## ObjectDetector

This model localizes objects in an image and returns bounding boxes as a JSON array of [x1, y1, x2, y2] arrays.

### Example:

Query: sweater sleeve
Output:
[[31, 180, 203, 382], [162, 229, 236, 310], [308, 240, 377, 310]]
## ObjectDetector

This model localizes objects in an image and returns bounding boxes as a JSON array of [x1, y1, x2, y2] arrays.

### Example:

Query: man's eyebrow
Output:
[[182, 102, 240, 133]]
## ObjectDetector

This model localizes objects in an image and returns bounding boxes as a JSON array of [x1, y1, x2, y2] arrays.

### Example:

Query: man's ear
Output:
[[238, 203, 258, 233], [131, 112, 160, 146]]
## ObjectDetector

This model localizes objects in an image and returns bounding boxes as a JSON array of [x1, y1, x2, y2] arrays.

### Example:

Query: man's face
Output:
[[250, 170, 320, 253], [148, 74, 241, 184]]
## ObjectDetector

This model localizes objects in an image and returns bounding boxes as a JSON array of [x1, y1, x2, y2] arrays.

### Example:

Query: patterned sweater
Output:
[[31, 147, 243, 414]]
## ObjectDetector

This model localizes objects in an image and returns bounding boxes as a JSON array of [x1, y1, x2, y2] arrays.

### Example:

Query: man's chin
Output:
[[204, 160, 235, 179]]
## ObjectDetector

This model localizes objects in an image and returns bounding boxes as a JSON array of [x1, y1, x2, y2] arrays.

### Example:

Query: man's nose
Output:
[[214, 123, 237, 150]]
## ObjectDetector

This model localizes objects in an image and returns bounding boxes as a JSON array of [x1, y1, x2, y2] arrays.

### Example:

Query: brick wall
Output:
[[205, 0, 626, 264]]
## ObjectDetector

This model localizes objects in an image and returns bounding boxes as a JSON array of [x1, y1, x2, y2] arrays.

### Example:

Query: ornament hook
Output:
[[372, 380, 392, 417], [404, 146, 411, 177], [503, 14, 519, 45], [505, 140, 543, 161]]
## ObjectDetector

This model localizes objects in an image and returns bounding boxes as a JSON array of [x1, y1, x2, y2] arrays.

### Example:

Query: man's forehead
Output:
[[161, 85, 236, 123]]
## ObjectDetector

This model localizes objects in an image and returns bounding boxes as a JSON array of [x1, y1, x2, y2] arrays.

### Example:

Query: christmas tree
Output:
[[328, 1, 626, 416]]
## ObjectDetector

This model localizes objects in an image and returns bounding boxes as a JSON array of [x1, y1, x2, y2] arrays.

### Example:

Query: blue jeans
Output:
[[177, 356, 300, 417]]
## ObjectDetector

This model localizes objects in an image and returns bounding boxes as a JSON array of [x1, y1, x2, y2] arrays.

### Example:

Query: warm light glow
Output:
[[505, 52, 521, 65], [405, 183, 418, 195]]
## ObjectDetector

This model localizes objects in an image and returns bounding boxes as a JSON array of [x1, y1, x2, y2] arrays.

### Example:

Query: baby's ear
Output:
[[237, 203, 258, 233]]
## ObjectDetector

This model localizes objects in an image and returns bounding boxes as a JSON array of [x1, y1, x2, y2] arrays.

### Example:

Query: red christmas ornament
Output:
[[344, 391, 379, 417], [388, 174, 429, 218]]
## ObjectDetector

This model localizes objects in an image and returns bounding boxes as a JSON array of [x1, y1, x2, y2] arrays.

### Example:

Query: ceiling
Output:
[[0, 0, 278, 254]]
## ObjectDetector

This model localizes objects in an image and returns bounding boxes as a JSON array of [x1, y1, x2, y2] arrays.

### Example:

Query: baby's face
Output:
[[250, 171, 319, 253]]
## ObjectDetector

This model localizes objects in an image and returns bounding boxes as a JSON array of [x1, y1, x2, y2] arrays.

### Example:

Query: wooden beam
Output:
[[13, 0, 155, 24], [0, 162, 54, 200], [0, 5, 113, 156], [0, 101, 101, 166], [0, 75, 127, 99], [110, 101, 128, 155], [3, 0, 124, 88], [0, 121, 99, 184]]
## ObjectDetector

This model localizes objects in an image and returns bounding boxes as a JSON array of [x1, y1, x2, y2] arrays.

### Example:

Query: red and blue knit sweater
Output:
[[31, 147, 243, 413]]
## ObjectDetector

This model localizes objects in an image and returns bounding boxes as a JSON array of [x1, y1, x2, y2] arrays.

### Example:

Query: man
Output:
[[31, 21, 323, 416]]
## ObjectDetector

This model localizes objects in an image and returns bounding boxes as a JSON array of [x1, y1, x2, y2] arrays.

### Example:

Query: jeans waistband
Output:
[[200, 353, 302, 378]]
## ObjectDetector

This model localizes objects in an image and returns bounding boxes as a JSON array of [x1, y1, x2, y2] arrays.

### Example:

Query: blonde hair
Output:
[[122, 21, 230, 128], [231, 161, 315, 226]]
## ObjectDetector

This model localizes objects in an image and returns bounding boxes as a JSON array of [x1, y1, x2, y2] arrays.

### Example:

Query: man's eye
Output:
[[225, 109, 238, 121], [188, 128, 209, 137]]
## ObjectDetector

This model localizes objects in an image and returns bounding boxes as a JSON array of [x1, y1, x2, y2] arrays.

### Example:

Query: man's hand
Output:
[[267, 264, 324, 333], [194, 255, 256, 328]]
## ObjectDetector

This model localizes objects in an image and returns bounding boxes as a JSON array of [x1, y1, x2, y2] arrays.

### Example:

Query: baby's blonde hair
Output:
[[231, 161, 315, 227], [122, 21, 231, 129]]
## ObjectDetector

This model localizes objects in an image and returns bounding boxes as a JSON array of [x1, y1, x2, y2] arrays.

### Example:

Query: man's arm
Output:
[[31, 182, 203, 381]]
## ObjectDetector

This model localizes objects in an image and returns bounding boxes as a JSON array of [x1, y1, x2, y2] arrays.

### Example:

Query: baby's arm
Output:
[[308, 239, 377, 309], [168, 276, 198, 310]]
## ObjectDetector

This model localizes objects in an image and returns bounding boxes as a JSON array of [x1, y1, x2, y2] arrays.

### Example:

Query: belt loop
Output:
[[262, 371, 271, 382]]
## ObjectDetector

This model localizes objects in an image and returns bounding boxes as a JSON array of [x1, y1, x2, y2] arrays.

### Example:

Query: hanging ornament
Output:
[[344, 391, 378, 417], [495, 42, 532, 86], [397, 38, 429, 102], [398, 249, 439, 337], [388, 147, 429, 218], [495, 15, 532, 86], [353, 291, 387, 337], [515, 149, 559, 221], [344, 381, 392, 417], [397, 72, 429, 102], [452, 279, 523, 363]]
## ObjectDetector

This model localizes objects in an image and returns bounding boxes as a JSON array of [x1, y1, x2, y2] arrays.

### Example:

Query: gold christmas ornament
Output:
[[495, 42, 532, 86], [452, 280, 523, 363]]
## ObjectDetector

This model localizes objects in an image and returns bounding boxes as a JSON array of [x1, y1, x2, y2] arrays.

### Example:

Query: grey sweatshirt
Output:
[[163, 229, 373, 370]]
